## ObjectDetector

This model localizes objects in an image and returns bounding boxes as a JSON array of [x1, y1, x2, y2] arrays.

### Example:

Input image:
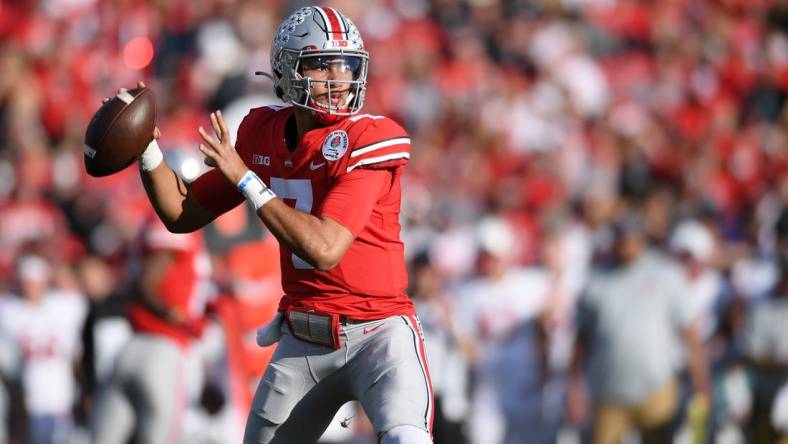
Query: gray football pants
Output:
[[92, 334, 188, 444], [243, 314, 434, 444]]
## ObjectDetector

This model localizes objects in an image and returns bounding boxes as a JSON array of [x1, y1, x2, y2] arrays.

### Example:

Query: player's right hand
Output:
[[101, 80, 145, 103], [102, 81, 161, 143]]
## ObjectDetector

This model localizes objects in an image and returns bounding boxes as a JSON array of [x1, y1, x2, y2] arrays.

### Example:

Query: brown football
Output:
[[84, 87, 156, 177]]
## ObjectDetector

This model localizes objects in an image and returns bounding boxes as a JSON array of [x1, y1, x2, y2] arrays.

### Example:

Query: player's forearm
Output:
[[139, 162, 191, 229], [256, 199, 345, 270], [137, 138, 216, 233]]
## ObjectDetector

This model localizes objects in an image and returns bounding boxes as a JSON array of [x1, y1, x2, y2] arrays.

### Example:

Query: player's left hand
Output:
[[198, 110, 247, 185]]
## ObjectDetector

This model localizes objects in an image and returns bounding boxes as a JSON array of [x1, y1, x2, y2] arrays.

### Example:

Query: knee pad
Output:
[[380, 425, 432, 444]]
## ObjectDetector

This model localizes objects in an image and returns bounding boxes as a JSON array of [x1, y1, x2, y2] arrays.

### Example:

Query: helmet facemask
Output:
[[269, 7, 369, 123], [288, 50, 368, 121]]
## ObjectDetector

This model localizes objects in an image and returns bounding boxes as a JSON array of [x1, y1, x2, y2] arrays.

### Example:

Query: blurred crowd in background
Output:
[[2, 0, 788, 443]]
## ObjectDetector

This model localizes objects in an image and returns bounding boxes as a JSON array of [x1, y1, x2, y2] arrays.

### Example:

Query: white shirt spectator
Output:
[[457, 266, 551, 444], [0, 289, 87, 416]]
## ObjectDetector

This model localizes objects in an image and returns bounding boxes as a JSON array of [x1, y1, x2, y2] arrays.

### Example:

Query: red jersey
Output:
[[191, 106, 414, 319], [128, 218, 212, 345]]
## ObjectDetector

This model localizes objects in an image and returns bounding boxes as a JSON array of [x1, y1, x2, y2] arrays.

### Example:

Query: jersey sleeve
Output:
[[317, 168, 391, 236], [345, 116, 411, 173], [189, 168, 243, 216]]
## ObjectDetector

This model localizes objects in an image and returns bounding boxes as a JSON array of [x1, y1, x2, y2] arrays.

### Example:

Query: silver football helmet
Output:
[[269, 6, 368, 121]]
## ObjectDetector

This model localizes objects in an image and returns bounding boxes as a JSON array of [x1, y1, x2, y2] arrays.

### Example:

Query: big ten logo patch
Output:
[[322, 130, 349, 161], [323, 40, 350, 49], [253, 154, 271, 166]]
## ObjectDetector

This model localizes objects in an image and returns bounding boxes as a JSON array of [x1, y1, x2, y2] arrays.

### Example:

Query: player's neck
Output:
[[285, 114, 299, 152], [293, 107, 322, 143]]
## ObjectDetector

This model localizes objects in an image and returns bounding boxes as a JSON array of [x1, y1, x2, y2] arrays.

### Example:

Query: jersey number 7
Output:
[[270, 177, 314, 269]]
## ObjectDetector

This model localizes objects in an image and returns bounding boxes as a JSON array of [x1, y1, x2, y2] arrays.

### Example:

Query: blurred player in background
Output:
[[0, 254, 87, 444], [75, 255, 132, 425], [568, 213, 710, 444], [91, 217, 213, 444], [408, 251, 470, 444], [456, 217, 556, 444], [114, 5, 432, 444], [740, 207, 788, 443]]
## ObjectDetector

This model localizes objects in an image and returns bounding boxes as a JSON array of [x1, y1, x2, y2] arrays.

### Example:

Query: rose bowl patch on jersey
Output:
[[322, 130, 349, 161]]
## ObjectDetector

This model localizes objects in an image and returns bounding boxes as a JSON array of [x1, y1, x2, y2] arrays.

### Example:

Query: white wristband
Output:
[[139, 139, 164, 172], [237, 170, 276, 210]]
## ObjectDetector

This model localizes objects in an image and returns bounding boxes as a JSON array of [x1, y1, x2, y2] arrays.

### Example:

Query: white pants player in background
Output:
[[91, 218, 213, 444], [0, 254, 87, 444]]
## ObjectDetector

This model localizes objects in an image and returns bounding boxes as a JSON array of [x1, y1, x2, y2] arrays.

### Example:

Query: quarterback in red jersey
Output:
[[123, 5, 433, 444], [190, 107, 414, 320]]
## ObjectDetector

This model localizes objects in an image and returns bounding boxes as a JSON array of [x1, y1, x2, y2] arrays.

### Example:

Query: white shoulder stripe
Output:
[[347, 152, 410, 172], [349, 114, 385, 122], [350, 137, 410, 158]]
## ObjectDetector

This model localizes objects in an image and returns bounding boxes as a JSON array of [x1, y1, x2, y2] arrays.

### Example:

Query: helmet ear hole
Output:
[[275, 86, 284, 99]]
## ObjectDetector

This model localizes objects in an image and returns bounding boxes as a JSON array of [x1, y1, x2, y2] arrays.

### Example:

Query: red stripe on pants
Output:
[[407, 314, 435, 434]]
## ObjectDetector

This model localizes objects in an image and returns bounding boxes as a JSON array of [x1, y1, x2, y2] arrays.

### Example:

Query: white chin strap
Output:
[[343, 92, 354, 108], [313, 91, 354, 113]]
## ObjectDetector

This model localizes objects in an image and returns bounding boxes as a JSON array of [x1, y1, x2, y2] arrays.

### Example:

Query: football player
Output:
[[91, 217, 212, 444], [125, 5, 433, 444]]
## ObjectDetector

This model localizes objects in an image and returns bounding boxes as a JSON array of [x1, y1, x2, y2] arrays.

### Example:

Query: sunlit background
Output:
[[1, 0, 788, 443]]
